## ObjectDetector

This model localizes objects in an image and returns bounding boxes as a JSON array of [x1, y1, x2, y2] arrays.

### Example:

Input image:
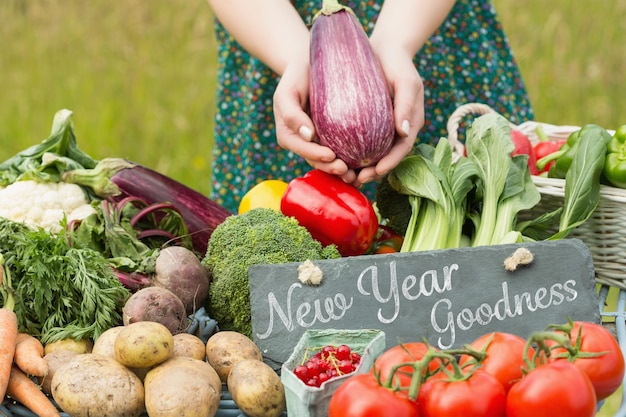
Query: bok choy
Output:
[[377, 112, 605, 252]]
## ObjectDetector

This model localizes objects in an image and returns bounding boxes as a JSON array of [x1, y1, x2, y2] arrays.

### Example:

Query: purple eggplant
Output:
[[62, 158, 233, 254], [309, 0, 395, 169]]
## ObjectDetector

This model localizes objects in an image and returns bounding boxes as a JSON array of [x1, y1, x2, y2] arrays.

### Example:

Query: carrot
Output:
[[6, 364, 61, 417], [14, 333, 49, 378], [0, 308, 18, 398], [0, 253, 19, 399]]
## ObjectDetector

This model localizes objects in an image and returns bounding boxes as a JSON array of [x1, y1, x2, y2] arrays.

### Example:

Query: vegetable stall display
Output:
[[1, 0, 625, 414], [0, 109, 234, 416], [0, 106, 623, 417]]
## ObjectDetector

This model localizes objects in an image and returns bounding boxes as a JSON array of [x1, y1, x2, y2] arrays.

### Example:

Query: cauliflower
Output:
[[0, 180, 96, 233]]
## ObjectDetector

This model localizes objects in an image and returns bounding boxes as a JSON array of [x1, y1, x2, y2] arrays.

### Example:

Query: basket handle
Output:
[[446, 103, 519, 157]]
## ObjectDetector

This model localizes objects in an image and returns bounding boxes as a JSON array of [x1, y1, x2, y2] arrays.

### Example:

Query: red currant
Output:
[[306, 376, 319, 387], [294, 364, 309, 382], [306, 360, 321, 377], [322, 345, 337, 360], [293, 344, 362, 386], [338, 359, 353, 374], [335, 344, 351, 361], [318, 371, 331, 385]]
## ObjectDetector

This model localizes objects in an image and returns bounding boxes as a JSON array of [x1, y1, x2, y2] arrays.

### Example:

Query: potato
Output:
[[227, 359, 286, 417], [92, 326, 124, 358], [115, 321, 174, 368], [51, 353, 145, 417], [92, 326, 152, 381], [172, 333, 206, 360], [206, 331, 262, 382], [144, 356, 221, 417], [44, 338, 93, 355], [40, 349, 79, 395]]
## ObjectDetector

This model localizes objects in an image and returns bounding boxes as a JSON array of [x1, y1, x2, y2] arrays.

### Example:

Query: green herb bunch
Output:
[[0, 217, 129, 344]]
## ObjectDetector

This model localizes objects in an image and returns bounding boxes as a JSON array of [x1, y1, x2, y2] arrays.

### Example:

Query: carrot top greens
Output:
[[0, 217, 129, 344]]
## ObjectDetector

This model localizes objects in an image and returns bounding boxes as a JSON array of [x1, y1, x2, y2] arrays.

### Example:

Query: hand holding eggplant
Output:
[[352, 44, 425, 187], [273, 60, 347, 177], [274, 0, 424, 189], [274, 67, 418, 188]]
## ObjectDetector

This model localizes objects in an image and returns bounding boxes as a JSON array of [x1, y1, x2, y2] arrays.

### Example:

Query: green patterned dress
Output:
[[210, 0, 534, 213]]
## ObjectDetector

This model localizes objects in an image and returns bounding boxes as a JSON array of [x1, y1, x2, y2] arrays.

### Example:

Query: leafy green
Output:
[[379, 112, 543, 251], [389, 141, 457, 252], [490, 155, 541, 244], [374, 175, 411, 236], [465, 113, 517, 246], [0, 109, 97, 187], [520, 125, 611, 240], [552, 127, 609, 238], [377, 113, 612, 252], [0, 217, 129, 344]]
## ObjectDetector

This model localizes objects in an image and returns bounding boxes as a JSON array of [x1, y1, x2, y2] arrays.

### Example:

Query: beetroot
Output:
[[153, 246, 210, 315], [114, 246, 210, 315], [123, 286, 188, 335]]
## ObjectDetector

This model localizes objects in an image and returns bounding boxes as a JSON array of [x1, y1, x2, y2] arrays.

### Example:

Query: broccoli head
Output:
[[374, 174, 412, 236], [202, 208, 341, 337]]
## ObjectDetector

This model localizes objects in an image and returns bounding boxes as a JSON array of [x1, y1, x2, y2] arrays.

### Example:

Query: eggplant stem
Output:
[[317, 0, 352, 16]]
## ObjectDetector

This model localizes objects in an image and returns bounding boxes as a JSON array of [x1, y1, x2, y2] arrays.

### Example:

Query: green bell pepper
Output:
[[603, 125, 626, 188], [545, 124, 611, 179]]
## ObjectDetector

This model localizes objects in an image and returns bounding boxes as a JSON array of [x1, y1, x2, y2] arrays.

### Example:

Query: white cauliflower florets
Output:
[[0, 180, 96, 233]]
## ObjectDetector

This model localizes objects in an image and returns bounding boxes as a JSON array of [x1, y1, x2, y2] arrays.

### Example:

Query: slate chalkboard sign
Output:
[[248, 239, 600, 368]]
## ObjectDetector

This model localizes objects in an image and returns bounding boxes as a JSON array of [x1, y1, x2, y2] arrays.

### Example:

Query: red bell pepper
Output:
[[510, 129, 539, 175], [280, 169, 378, 257], [534, 140, 566, 174], [533, 125, 567, 174]]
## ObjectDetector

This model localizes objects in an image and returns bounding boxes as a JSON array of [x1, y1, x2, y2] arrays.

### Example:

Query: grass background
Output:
[[1, 0, 625, 414], [2, 0, 625, 195]]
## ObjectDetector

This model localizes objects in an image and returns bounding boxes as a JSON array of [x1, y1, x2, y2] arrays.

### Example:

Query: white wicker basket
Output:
[[447, 103, 626, 290]]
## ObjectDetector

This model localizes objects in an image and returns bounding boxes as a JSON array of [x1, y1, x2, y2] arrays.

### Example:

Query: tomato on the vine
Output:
[[548, 320, 625, 400], [371, 342, 439, 389], [506, 361, 596, 417], [417, 369, 506, 417], [328, 373, 420, 417], [459, 332, 534, 393]]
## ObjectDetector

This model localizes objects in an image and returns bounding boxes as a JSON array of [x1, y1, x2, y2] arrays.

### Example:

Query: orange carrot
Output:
[[0, 254, 18, 399], [6, 365, 61, 417], [0, 309, 18, 398], [14, 333, 49, 378]]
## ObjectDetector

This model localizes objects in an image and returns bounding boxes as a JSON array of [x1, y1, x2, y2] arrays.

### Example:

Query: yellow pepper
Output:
[[238, 179, 289, 214]]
